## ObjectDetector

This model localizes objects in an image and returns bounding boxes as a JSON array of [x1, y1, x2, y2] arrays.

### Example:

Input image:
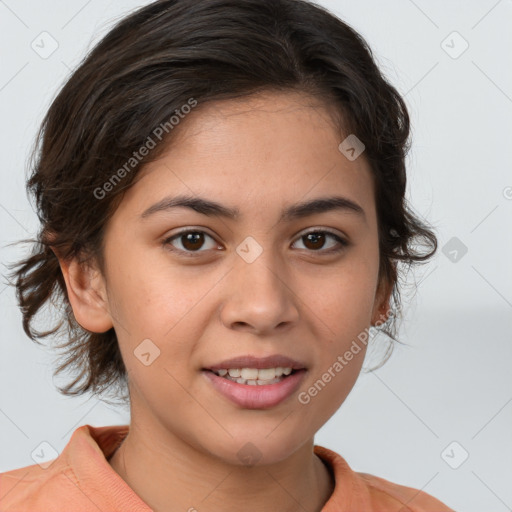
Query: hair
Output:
[[7, 0, 437, 404]]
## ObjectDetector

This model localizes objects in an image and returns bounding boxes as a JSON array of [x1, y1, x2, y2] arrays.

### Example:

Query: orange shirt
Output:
[[0, 424, 455, 511]]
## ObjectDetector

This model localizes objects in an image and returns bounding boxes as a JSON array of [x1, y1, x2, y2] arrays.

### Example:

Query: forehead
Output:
[[164, 91, 344, 159], [115, 91, 376, 224]]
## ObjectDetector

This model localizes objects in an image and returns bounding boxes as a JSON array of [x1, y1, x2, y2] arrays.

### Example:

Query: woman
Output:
[[1, 0, 454, 510]]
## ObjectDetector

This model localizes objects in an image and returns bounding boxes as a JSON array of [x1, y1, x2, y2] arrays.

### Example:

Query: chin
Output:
[[206, 431, 307, 468]]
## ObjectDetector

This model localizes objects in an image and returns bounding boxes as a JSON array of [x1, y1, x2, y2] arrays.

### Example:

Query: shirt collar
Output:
[[66, 424, 369, 511]]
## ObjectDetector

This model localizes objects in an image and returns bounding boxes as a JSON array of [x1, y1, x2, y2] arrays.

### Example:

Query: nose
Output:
[[220, 249, 299, 335]]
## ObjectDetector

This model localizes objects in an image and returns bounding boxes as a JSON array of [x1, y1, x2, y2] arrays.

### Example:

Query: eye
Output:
[[162, 229, 221, 257], [292, 229, 349, 254], [163, 228, 349, 257]]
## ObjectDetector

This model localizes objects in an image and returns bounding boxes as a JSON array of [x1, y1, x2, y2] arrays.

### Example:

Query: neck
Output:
[[108, 418, 335, 512]]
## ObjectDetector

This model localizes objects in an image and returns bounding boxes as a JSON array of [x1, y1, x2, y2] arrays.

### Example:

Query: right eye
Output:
[[162, 229, 221, 257]]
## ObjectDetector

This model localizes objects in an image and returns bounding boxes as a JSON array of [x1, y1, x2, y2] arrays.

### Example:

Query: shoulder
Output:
[[0, 424, 129, 511], [356, 471, 456, 512], [0, 460, 80, 511], [314, 445, 455, 512]]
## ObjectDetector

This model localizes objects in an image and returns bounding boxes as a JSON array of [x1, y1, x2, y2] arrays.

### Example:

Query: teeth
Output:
[[257, 368, 278, 380], [214, 367, 295, 384], [232, 376, 283, 385], [240, 368, 259, 380]]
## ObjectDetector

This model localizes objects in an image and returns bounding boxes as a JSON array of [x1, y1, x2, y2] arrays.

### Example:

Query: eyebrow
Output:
[[140, 194, 366, 224]]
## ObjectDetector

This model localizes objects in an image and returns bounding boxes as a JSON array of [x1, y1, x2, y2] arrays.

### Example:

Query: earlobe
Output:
[[52, 248, 113, 333], [371, 277, 393, 327]]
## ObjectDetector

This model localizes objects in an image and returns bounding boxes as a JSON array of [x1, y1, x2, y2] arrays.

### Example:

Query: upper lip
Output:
[[203, 354, 307, 371]]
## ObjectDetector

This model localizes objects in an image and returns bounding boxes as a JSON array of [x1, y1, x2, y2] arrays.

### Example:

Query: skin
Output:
[[55, 91, 392, 512]]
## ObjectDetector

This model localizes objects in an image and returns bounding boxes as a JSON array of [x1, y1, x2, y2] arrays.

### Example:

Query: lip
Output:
[[202, 368, 307, 409], [203, 354, 307, 371]]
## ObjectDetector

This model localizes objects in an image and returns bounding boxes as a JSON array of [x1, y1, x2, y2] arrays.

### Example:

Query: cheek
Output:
[[313, 256, 380, 334], [299, 257, 377, 410], [105, 242, 196, 335], [301, 292, 372, 426], [106, 251, 222, 389], [296, 340, 367, 438]]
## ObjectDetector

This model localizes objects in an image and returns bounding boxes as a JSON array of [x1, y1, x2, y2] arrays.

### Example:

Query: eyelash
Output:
[[162, 228, 349, 258]]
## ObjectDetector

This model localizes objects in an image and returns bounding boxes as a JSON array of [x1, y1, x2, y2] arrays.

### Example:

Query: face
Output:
[[70, 91, 391, 466]]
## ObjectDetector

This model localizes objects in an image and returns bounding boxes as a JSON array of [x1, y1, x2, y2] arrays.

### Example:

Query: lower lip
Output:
[[202, 370, 307, 409]]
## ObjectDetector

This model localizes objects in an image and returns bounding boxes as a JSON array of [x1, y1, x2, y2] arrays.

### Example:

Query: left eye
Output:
[[162, 229, 348, 256], [293, 230, 348, 253]]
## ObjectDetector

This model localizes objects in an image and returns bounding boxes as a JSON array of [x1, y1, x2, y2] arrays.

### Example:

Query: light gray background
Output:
[[1, 1, 511, 511]]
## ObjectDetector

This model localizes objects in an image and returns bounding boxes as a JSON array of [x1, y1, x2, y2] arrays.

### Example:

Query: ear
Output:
[[370, 273, 393, 327], [52, 248, 113, 333]]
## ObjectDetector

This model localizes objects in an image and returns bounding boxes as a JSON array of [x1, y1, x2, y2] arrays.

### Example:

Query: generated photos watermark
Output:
[[297, 308, 393, 405], [94, 98, 198, 200]]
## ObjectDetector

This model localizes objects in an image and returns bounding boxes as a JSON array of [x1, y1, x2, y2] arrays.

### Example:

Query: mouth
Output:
[[203, 366, 301, 386], [201, 365, 307, 409]]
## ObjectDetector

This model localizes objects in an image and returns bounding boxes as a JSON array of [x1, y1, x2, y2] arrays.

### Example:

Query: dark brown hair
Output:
[[7, 0, 437, 404]]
